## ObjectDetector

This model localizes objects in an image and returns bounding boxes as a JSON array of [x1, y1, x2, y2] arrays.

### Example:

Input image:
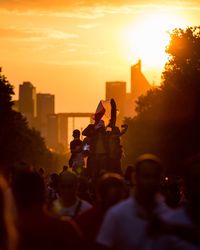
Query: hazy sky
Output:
[[1, 0, 199, 113]]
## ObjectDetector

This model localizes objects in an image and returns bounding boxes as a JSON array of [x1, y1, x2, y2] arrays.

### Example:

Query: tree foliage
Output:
[[123, 26, 200, 174], [0, 68, 14, 111], [0, 69, 65, 174]]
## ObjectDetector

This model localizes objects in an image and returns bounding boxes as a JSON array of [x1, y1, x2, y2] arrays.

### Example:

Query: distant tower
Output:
[[36, 93, 55, 138], [106, 81, 126, 126], [46, 114, 58, 151], [124, 60, 151, 118], [130, 60, 150, 100], [57, 113, 68, 151], [19, 82, 36, 126]]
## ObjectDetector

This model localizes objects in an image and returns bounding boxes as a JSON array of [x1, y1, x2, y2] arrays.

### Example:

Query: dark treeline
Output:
[[0, 68, 66, 174], [122, 26, 200, 175]]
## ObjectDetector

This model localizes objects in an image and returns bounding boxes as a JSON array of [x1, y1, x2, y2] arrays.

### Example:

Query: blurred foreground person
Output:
[[11, 171, 83, 250], [53, 171, 92, 219], [0, 175, 17, 250], [163, 155, 200, 249], [46, 173, 59, 209], [96, 154, 171, 250], [76, 173, 126, 248]]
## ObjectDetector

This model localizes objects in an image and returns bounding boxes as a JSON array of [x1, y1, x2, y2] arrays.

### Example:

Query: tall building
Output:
[[123, 60, 151, 117], [36, 93, 55, 138], [46, 114, 58, 151], [130, 60, 150, 100], [106, 81, 126, 126], [19, 81, 36, 126], [105, 61, 151, 119], [57, 113, 68, 151]]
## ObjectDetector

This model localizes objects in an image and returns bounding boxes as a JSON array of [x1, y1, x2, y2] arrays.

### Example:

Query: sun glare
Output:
[[122, 11, 187, 70]]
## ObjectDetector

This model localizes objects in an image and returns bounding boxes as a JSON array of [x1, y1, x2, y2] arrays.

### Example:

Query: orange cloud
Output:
[[0, 27, 79, 40], [1, 0, 199, 11]]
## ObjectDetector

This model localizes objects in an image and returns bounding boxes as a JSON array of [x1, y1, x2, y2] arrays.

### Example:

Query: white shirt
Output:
[[166, 207, 200, 250], [53, 197, 92, 219], [96, 196, 172, 250]]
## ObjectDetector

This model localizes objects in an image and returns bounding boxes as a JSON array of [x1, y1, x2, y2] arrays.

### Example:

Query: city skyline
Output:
[[1, 0, 199, 113], [16, 60, 149, 152]]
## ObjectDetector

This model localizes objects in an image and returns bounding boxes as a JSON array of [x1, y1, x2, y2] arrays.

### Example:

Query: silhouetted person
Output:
[[103, 98, 128, 174], [76, 173, 126, 249], [161, 155, 200, 249], [11, 171, 83, 250], [107, 124, 128, 174], [69, 129, 84, 175], [46, 173, 59, 209], [82, 120, 108, 182], [96, 153, 171, 250]]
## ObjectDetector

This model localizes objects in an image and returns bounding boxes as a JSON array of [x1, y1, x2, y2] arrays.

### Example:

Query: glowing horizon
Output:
[[0, 1, 199, 113]]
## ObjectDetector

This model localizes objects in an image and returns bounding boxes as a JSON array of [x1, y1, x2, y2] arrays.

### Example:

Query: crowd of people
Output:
[[69, 122, 128, 181], [0, 102, 199, 250], [0, 150, 200, 250]]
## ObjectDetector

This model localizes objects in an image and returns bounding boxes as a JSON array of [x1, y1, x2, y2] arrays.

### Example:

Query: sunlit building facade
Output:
[[19, 81, 37, 127], [46, 114, 59, 151], [36, 93, 55, 138], [124, 60, 151, 117], [57, 113, 68, 152], [130, 59, 150, 100]]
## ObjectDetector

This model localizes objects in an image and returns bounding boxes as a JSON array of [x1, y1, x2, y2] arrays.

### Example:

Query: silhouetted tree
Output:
[[0, 69, 65, 174], [0, 68, 14, 112], [123, 26, 200, 174]]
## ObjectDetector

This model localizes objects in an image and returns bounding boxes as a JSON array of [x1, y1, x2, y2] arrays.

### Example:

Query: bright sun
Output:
[[122, 11, 187, 70]]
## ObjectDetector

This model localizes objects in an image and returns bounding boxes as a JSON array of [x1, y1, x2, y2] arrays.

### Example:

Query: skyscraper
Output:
[[106, 81, 126, 126], [57, 113, 68, 151], [130, 60, 150, 100], [19, 81, 36, 126], [123, 60, 151, 118], [36, 93, 55, 138], [46, 114, 58, 151]]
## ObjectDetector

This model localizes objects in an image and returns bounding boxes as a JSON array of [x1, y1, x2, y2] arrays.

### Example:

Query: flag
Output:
[[93, 99, 117, 127]]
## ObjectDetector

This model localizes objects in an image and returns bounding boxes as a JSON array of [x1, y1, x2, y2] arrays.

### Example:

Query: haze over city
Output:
[[1, 2, 200, 245], [1, 0, 199, 113]]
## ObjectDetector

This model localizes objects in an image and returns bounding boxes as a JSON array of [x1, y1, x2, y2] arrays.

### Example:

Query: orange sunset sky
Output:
[[1, 0, 199, 113]]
